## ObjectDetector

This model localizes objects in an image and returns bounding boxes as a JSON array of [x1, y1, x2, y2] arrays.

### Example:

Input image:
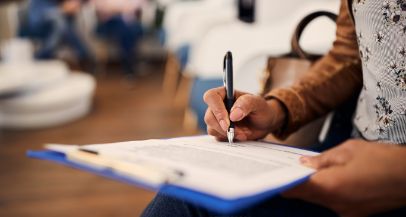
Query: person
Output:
[[92, 0, 145, 77], [24, 0, 93, 63], [142, 0, 406, 216]]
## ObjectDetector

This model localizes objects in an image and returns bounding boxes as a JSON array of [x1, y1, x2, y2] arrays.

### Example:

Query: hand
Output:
[[284, 140, 406, 217], [203, 87, 286, 141]]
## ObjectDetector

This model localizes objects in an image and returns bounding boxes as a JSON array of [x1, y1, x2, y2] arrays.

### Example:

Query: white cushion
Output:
[[234, 55, 268, 94], [0, 64, 37, 95], [0, 98, 92, 129], [165, 0, 236, 50], [0, 72, 95, 113], [1, 39, 34, 63], [0, 72, 95, 129], [27, 60, 70, 90], [0, 60, 69, 95]]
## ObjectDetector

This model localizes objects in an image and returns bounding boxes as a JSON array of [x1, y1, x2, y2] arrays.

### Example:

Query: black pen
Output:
[[223, 51, 235, 144]]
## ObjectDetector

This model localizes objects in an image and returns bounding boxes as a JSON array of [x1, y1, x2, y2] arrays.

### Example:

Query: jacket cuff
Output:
[[264, 88, 306, 139]]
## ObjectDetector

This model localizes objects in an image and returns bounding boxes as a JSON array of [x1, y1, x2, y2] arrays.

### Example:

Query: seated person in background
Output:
[[92, 0, 145, 77], [142, 0, 406, 216], [24, 0, 93, 63]]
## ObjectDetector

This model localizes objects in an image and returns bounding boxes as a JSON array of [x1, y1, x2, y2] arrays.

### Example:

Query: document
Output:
[[47, 136, 317, 199]]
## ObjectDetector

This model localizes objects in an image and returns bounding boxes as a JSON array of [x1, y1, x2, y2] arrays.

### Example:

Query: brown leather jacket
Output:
[[265, 0, 363, 138]]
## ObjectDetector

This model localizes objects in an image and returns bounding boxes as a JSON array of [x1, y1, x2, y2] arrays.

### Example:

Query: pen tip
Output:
[[227, 128, 234, 145]]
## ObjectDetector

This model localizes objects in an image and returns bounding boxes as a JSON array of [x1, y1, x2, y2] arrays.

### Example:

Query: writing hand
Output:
[[203, 87, 286, 141]]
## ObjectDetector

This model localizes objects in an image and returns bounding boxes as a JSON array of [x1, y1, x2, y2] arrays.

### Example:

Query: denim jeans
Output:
[[142, 194, 337, 217], [24, 5, 91, 60], [142, 193, 406, 217], [96, 16, 143, 74]]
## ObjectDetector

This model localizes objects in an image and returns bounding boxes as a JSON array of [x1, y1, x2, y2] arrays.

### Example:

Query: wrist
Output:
[[266, 98, 288, 133]]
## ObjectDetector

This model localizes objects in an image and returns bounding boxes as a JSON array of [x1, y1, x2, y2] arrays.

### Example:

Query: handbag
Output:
[[260, 11, 338, 148]]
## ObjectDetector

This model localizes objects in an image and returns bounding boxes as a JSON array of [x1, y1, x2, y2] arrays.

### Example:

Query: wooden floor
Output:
[[0, 63, 199, 217]]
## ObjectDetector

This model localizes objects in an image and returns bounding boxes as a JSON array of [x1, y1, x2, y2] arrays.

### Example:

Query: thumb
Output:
[[229, 94, 261, 122], [300, 145, 351, 169]]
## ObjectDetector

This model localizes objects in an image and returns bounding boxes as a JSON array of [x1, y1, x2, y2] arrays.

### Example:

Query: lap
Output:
[[141, 193, 338, 217], [142, 193, 406, 217]]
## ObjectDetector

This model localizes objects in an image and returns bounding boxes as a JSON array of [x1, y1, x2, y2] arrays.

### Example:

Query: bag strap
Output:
[[291, 11, 338, 61]]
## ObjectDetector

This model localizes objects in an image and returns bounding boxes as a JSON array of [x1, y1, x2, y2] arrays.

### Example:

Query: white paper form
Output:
[[80, 136, 318, 199]]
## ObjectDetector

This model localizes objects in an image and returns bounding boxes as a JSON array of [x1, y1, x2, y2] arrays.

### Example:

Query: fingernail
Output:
[[219, 120, 228, 131], [230, 107, 244, 121]]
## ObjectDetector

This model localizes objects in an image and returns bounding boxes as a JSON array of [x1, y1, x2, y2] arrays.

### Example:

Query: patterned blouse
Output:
[[352, 0, 406, 144]]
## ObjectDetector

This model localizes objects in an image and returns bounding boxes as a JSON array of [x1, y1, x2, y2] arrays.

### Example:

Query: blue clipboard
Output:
[[27, 150, 311, 214]]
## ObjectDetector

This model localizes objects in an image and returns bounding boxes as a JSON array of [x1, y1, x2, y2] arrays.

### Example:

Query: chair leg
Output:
[[183, 107, 199, 133], [177, 74, 198, 132], [162, 52, 180, 98], [173, 73, 193, 109]]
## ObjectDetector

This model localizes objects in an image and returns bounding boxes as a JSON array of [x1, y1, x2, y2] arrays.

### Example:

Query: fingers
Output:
[[203, 87, 229, 131], [203, 87, 259, 141], [234, 127, 248, 141], [300, 141, 354, 169], [300, 151, 348, 170], [205, 109, 227, 139], [205, 108, 249, 141], [207, 127, 227, 141], [230, 94, 262, 122]]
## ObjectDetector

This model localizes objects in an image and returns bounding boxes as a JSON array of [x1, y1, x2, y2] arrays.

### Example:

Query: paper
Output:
[[72, 136, 317, 199]]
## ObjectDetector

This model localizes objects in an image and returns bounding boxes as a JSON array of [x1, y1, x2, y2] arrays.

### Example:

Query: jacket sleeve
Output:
[[265, 0, 363, 138]]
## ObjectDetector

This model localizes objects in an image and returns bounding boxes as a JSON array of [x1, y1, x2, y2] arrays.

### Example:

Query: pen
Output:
[[223, 51, 235, 144]]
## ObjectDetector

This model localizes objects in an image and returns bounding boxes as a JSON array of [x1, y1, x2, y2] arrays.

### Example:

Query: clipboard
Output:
[[27, 150, 311, 214]]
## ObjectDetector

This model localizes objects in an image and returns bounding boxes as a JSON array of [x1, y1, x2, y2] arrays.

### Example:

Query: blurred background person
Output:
[[92, 0, 146, 79], [21, 0, 94, 67]]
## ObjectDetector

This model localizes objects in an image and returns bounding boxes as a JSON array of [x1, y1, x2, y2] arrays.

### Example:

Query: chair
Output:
[[161, 0, 237, 99], [164, 0, 236, 51], [0, 40, 95, 129]]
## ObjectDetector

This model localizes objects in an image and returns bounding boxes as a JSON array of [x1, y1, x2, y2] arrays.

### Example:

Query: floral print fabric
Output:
[[353, 0, 406, 143]]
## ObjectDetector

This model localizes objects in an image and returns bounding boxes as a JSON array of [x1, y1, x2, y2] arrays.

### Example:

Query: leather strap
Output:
[[291, 11, 338, 61]]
